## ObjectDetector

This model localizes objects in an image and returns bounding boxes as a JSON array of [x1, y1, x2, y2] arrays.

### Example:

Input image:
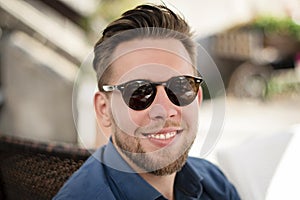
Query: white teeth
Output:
[[148, 131, 177, 140], [166, 133, 170, 138]]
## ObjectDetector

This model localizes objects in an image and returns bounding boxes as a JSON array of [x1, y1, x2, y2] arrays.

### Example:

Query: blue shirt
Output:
[[54, 140, 240, 200]]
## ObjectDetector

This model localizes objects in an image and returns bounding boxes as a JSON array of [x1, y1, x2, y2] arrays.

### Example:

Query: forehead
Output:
[[110, 38, 195, 83]]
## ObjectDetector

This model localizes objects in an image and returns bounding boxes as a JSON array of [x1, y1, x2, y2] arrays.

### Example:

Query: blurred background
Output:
[[0, 0, 299, 199]]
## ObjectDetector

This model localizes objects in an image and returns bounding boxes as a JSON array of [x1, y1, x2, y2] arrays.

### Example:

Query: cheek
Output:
[[110, 93, 135, 135], [182, 101, 199, 132], [110, 93, 148, 135], [128, 109, 149, 127]]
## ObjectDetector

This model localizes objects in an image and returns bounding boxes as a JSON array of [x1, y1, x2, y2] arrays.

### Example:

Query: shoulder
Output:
[[187, 157, 224, 176], [187, 157, 240, 200], [53, 148, 115, 200]]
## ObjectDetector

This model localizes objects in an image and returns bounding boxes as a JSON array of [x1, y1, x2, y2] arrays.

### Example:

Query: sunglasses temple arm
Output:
[[102, 85, 118, 92]]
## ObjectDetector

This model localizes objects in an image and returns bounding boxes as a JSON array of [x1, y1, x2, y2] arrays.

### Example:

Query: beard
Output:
[[112, 120, 196, 176]]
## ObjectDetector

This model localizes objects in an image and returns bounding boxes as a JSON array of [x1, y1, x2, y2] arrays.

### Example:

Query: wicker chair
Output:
[[0, 134, 92, 200]]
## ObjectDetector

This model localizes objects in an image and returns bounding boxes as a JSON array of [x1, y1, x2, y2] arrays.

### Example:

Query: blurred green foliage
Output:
[[252, 16, 300, 41], [265, 70, 300, 99]]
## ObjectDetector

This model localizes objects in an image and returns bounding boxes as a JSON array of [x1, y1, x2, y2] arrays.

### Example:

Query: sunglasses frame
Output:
[[101, 75, 203, 110]]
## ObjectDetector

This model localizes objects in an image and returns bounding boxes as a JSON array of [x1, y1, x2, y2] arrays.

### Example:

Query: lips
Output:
[[142, 129, 183, 148], [147, 131, 177, 140]]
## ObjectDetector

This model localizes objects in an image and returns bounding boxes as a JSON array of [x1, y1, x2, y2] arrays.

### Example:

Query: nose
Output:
[[148, 86, 178, 120]]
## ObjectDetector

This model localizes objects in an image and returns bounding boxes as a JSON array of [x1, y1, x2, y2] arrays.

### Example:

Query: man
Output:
[[54, 4, 240, 200]]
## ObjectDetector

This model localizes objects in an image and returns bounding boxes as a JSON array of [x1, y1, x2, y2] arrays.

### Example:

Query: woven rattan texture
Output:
[[0, 135, 92, 200]]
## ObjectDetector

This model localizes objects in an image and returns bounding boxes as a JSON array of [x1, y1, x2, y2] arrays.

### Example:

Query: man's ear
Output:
[[94, 91, 112, 128]]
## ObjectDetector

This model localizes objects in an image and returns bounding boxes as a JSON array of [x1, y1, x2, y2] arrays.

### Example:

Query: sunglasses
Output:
[[101, 75, 203, 111]]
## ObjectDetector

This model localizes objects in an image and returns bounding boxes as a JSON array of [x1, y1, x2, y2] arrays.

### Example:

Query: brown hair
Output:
[[93, 4, 196, 90]]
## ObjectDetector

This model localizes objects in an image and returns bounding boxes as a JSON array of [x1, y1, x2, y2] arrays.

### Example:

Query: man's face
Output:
[[105, 38, 201, 175]]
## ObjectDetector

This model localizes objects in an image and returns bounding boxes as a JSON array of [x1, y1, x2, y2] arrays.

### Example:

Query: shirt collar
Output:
[[175, 158, 204, 199], [100, 139, 204, 200]]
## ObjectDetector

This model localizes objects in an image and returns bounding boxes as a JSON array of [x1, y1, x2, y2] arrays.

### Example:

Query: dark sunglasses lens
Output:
[[166, 76, 200, 106], [122, 81, 156, 110]]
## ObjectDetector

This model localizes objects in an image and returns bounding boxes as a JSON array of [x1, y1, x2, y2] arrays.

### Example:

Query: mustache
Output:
[[136, 120, 184, 135]]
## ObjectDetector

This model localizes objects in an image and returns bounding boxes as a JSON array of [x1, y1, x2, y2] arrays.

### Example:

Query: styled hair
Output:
[[93, 4, 196, 90]]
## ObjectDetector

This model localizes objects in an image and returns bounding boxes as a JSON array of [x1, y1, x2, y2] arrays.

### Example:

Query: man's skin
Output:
[[94, 38, 202, 200]]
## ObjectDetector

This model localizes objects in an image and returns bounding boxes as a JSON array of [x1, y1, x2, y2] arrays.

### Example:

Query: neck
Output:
[[112, 138, 177, 199], [140, 172, 176, 200], [114, 143, 176, 199]]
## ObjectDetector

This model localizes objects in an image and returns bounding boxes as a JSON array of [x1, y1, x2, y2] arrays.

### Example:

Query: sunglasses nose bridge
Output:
[[148, 87, 179, 120], [154, 81, 168, 91], [151, 84, 176, 108]]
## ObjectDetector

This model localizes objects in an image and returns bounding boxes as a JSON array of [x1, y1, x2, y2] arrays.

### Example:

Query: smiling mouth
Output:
[[142, 129, 183, 140], [147, 131, 177, 140], [141, 129, 183, 148]]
